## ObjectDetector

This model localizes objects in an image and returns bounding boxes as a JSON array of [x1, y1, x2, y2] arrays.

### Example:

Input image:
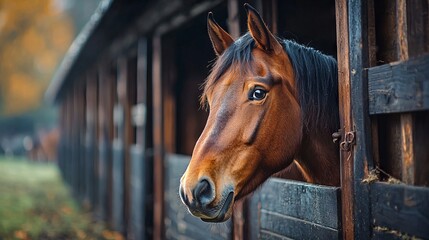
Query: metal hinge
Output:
[[332, 129, 356, 152]]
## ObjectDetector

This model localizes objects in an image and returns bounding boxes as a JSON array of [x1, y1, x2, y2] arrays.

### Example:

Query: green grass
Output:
[[0, 157, 122, 240]]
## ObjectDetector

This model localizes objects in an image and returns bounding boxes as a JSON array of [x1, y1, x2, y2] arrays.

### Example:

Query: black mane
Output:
[[203, 33, 339, 133]]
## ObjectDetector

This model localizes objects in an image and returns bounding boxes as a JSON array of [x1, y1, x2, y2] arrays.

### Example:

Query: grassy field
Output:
[[0, 157, 122, 240]]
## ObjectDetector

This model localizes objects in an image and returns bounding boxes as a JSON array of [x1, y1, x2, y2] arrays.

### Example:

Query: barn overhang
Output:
[[45, 0, 147, 103]]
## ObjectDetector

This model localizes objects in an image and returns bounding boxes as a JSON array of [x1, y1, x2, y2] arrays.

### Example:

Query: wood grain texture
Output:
[[129, 146, 145, 240], [248, 178, 341, 239], [260, 210, 339, 240], [152, 35, 164, 240], [258, 178, 340, 230], [370, 182, 429, 239], [368, 54, 429, 114], [112, 140, 125, 233], [347, 0, 374, 239], [335, 0, 354, 238]]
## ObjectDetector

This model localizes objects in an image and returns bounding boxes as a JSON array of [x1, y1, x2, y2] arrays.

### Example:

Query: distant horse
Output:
[[179, 4, 340, 222], [28, 128, 59, 162]]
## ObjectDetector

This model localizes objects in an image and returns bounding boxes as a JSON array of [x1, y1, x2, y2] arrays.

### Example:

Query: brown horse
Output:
[[179, 4, 340, 222]]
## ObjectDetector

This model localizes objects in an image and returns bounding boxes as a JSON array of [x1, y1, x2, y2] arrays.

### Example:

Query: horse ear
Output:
[[207, 12, 234, 56], [244, 3, 282, 54]]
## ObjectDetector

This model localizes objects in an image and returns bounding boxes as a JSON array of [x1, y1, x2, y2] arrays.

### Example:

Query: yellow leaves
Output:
[[102, 230, 125, 240], [3, 73, 42, 115], [0, 0, 74, 116], [38, 50, 58, 72], [22, 28, 46, 56], [50, 18, 74, 50], [77, 229, 87, 239], [60, 205, 72, 215], [14, 230, 29, 240]]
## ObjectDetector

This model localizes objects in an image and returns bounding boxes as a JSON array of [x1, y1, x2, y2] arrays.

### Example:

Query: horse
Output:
[[179, 4, 340, 223]]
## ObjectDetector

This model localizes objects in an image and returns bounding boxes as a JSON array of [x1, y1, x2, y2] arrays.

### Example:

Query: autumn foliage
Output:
[[0, 0, 74, 115]]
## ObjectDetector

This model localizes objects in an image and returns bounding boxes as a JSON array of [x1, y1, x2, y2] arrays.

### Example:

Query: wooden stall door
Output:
[[337, 0, 429, 239]]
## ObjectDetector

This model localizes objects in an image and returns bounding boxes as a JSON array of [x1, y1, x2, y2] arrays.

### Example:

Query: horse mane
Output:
[[202, 33, 339, 133]]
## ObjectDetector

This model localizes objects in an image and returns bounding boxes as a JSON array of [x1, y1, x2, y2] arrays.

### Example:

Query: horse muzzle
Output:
[[179, 178, 234, 222]]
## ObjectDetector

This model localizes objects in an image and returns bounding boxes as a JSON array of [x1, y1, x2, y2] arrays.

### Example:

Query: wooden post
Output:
[[398, 0, 429, 186], [106, 63, 116, 228], [97, 64, 108, 221], [152, 35, 164, 240], [129, 38, 150, 240], [335, 0, 353, 238], [86, 70, 98, 208], [336, 0, 374, 239]]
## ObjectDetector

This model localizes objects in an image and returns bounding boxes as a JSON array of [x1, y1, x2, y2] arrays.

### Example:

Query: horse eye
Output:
[[249, 88, 267, 101]]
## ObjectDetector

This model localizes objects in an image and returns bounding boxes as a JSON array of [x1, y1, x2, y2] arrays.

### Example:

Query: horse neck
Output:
[[295, 130, 340, 186]]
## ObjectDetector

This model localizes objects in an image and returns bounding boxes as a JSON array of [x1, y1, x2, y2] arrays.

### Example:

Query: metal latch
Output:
[[332, 129, 356, 151]]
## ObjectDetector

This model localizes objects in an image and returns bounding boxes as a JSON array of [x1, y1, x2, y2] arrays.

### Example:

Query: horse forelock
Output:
[[200, 33, 255, 108]]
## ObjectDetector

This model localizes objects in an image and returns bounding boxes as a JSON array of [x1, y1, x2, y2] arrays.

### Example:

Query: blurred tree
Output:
[[0, 0, 74, 116]]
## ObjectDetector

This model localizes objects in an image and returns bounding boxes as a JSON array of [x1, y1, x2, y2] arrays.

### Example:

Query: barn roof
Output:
[[46, 0, 225, 103], [45, 0, 146, 103]]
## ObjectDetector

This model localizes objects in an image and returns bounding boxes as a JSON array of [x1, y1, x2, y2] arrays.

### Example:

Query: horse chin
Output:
[[200, 191, 234, 223]]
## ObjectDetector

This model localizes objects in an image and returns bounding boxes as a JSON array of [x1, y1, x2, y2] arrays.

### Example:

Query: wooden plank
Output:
[[405, 0, 429, 187], [346, 0, 374, 239], [105, 63, 116, 228], [75, 79, 87, 201], [152, 35, 164, 240], [227, 0, 241, 39], [118, 55, 138, 236], [127, 37, 150, 240], [97, 64, 109, 221], [335, 0, 354, 238], [406, 0, 429, 58], [141, 0, 223, 36], [260, 210, 340, 240], [368, 54, 429, 114], [112, 140, 125, 233], [136, 38, 149, 145], [97, 139, 108, 221], [370, 182, 429, 239], [161, 35, 176, 154], [413, 111, 429, 186], [85, 143, 95, 207], [248, 188, 261, 240], [85, 70, 98, 208], [258, 178, 340, 230], [373, 0, 407, 183], [259, 230, 293, 240], [129, 145, 145, 240], [372, 229, 406, 240], [373, 0, 429, 187], [164, 154, 232, 240], [261, 0, 277, 34]]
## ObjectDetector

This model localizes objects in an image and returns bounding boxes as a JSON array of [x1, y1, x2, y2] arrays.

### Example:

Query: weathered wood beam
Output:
[[368, 54, 429, 115], [152, 35, 164, 240], [337, 0, 374, 239], [370, 182, 429, 239]]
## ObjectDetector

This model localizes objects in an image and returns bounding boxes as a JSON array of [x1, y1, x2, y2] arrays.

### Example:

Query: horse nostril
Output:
[[193, 179, 214, 206], [179, 187, 190, 206]]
